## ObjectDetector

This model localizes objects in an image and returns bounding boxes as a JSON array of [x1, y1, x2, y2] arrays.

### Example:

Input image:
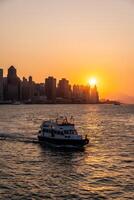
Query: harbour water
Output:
[[0, 104, 133, 199]]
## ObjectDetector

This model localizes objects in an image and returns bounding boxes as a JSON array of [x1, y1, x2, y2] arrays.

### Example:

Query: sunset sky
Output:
[[0, 0, 134, 102]]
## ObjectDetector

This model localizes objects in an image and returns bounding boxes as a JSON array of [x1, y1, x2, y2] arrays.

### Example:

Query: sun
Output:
[[88, 77, 97, 87]]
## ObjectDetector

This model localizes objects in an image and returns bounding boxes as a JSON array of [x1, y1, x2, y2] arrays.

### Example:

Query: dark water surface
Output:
[[0, 104, 133, 200]]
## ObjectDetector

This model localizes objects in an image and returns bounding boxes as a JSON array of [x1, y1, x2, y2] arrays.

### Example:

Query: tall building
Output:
[[72, 85, 90, 102], [90, 85, 99, 103], [21, 76, 35, 101], [21, 77, 29, 100], [0, 68, 4, 101], [7, 66, 17, 80], [72, 85, 79, 98], [45, 76, 56, 101], [57, 78, 71, 99], [0, 68, 3, 77], [82, 85, 90, 102], [6, 66, 21, 101], [28, 76, 35, 100]]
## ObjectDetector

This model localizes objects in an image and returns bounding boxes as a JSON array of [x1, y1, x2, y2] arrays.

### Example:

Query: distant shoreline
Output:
[[0, 101, 122, 105]]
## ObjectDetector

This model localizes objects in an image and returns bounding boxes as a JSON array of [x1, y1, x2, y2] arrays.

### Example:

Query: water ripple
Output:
[[0, 104, 134, 199]]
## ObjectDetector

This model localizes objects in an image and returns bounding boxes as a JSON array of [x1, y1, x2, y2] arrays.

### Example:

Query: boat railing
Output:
[[56, 116, 74, 125]]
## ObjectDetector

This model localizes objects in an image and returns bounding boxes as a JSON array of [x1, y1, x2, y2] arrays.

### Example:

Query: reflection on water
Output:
[[0, 104, 134, 199]]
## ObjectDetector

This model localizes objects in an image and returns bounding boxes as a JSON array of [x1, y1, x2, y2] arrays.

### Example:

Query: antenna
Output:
[[70, 116, 74, 124]]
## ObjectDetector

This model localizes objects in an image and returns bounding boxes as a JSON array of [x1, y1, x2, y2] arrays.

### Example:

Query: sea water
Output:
[[0, 104, 133, 199]]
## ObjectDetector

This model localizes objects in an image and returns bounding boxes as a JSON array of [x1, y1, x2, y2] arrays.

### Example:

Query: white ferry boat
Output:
[[38, 117, 89, 149]]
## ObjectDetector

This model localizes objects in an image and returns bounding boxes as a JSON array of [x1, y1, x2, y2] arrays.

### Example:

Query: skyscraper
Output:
[[8, 66, 16, 79], [82, 85, 90, 102], [28, 76, 35, 100], [0, 68, 3, 77], [0, 68, 4, 101], [45, 76, 56, 101], [90, 85, 99, 103], [21, 76, 35, 101], [57, 78, 71, 99], [6, 66, 21, 101], [72, 84, 90, 103], [21, 77, 29, 100]]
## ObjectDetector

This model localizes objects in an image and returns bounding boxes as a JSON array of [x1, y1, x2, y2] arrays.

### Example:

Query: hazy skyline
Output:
[[0, 0, 134, 102]]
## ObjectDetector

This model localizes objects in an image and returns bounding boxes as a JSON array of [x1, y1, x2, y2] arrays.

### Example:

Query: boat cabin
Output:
[[41, 117, 78, 136]]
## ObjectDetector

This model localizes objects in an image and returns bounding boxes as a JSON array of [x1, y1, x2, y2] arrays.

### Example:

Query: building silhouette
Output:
[[45, 76, 56, 102], [57, 78, 71, 99], [82, 85, 90, 102], [72, 85, 80, 99], [5, 66, 21, 101], [21, 76, 35, 101], [72, 85, 90, 103], [0, 68, 3, 101], [90, 85, 99, 103]]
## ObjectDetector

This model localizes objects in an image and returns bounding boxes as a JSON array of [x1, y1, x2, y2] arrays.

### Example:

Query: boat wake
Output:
[[0, 132, 38, 143]]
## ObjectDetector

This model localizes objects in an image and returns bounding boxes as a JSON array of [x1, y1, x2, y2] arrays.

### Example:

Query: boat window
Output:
[[70, 130, 74, 134], [43, 128, 47, 132], [65, 135, 70, 138], [69, 130, 75, 134], [65, 130, 70, 134]]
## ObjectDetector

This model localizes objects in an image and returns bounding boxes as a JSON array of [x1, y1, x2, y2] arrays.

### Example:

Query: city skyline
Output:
[[0, 66, 99, 104], [0, 0, 134, 103]]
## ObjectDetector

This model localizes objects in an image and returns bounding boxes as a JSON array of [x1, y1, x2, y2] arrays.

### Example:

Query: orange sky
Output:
[[0, 0, 134, 103]]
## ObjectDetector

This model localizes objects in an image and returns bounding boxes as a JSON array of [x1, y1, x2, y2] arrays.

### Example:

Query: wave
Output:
[[0, 132, 38, 143]]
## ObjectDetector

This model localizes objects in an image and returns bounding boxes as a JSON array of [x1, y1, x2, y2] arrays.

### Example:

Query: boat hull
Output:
[[38, 135, 89, 148]]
